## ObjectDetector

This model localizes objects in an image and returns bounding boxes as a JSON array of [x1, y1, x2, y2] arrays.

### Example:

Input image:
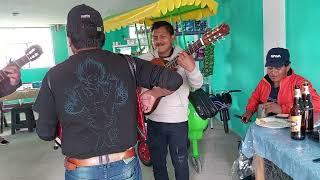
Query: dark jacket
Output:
[[34, 49, 183, 159]]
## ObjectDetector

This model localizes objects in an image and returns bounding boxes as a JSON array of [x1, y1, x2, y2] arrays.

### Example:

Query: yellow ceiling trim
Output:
[[103, 0, 218, 32]]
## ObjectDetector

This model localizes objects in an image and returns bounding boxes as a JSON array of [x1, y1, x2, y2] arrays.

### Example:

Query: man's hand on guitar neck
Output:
[[140, 87, 173, 113], [3, 65, 21, 86], [177, 52, 196, 72]]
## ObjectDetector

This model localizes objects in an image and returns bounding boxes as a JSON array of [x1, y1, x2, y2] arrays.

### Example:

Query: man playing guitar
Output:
[[0, 65, 21, 145], [0, 44, 42, 145], [139, 21, 203, 180]]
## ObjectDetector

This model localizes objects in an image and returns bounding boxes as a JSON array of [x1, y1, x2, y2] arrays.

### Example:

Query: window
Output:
[[0, 28, 55, 69]]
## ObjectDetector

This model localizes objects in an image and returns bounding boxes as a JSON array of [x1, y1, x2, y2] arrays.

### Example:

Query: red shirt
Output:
[[246, 69, 320, 113]]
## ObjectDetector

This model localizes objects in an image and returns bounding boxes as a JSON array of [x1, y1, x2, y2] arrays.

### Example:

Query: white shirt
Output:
[[139, 47, 203, 123]]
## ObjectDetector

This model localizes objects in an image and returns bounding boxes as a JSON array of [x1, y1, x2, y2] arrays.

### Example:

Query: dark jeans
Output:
[[147, 120, 189, 180]]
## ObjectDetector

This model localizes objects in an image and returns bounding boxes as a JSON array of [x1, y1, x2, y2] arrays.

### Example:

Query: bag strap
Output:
[[117, 55, 144, 135], [120, 54, 136, 83]]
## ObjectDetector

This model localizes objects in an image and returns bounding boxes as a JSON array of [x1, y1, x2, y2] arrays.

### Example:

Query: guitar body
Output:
[[144, 23, 230, 115], [150, 58, 167, 66]]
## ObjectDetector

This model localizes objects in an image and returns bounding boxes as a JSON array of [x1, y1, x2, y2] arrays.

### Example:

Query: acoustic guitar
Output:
[[146, 23, 230, 114], [0, 45, 43, 82]]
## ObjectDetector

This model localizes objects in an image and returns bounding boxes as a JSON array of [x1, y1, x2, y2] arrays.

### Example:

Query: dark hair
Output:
[[68, 30, 105, 49], [151, 21, 174, 35]]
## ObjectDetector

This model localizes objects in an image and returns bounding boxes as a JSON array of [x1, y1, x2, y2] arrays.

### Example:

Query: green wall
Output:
[[207, 0, 264, 137], [209, 0, 320, 137], [103, 27, 129, 51], [51, 26, 69, 64], [21, 68, 48, 83], [286, 0, 320, 92]]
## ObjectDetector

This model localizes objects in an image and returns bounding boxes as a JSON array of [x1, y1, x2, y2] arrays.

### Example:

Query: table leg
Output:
[[254, 155, 265, 180]]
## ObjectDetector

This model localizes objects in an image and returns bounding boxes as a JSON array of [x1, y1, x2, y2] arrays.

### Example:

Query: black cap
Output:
[[66, 4, 104, 35], [265, 47, 291, 67]]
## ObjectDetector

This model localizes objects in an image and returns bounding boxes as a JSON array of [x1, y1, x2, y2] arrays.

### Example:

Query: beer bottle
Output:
[[302, 81, 314, 133], [290, 85, 305, 140]]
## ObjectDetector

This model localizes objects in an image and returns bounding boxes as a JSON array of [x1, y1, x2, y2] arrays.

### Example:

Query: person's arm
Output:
[[279, 103, 292, 114], [145, 87, 173, 98], [0, 65, 22, 97], [177, 52, 203, 89], [185, 68, 203, 89], [0, 80, 22, 97], [263, 102, 283, 114], [243, 80, 264, 120], [242, 110, 254, 123], [246, 82, 263, 113], [134, 57, 183, 91], [33, 74, 58, 141], [140, 87, 174, 113]]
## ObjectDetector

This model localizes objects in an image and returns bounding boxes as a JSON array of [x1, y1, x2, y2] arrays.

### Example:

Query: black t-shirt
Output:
[[34, 49, 182, 159], [267, 84, 279, 116], [268, 85, 279, 103]]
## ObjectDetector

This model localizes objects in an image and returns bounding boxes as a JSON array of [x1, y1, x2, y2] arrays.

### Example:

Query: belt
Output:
[[64, 148, 135, 170]]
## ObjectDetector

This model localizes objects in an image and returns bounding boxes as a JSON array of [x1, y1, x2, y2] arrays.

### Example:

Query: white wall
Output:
[[263, 0, 286, 70]]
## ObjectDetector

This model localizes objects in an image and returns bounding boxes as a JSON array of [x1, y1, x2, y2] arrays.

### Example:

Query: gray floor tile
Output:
[[0, 115, 240, 180]]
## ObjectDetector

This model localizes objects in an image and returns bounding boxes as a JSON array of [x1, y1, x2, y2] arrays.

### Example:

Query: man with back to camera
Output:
[[34, 4, 183, 180], [0, 65, 21, 145]]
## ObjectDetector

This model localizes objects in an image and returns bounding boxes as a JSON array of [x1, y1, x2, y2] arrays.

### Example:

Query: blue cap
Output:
[[265, 48, 291, 67]]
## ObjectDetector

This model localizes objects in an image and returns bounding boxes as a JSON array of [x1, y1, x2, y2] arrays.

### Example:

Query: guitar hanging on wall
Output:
[[0, 45, 43, 82], [146, 23, 230, 114]]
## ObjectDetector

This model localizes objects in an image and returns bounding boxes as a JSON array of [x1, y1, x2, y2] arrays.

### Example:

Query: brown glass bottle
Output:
[[302, 81, 314, 133], [290, 85, 305, 140]]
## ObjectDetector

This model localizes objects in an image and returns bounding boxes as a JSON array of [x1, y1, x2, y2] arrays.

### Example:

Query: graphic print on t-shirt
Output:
[[64, 59, 128, 150]]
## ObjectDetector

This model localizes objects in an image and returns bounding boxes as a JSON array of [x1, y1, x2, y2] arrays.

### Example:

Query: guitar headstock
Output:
[[25, 45, 43, 62], [201, 23, 230, 46]]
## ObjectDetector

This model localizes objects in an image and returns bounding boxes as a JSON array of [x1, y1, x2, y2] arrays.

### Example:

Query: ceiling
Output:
[[0, 0, 156, 27]]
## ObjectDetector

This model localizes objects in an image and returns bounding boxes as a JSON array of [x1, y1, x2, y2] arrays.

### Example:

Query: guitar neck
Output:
[[164, 39, 203, 69], [0, 55, 30, 82]]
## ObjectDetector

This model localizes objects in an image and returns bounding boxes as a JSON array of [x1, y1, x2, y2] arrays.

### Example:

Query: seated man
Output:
[[242, 47, 320, 122]]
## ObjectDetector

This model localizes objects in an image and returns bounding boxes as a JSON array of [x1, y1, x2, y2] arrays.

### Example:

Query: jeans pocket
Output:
[[65, 165, 100, 180], [109, 157, 141, 180], [123, 156, 135, 165]]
